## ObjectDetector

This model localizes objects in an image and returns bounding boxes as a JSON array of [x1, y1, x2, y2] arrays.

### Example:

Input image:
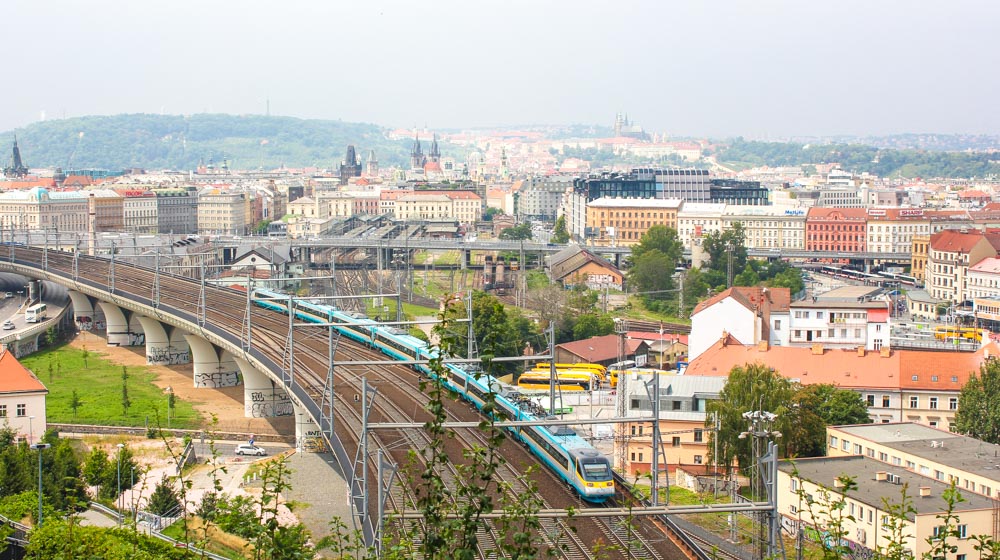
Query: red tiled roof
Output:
[[557, 334, 648, 363], [0, 350, 47, 394], [684, 338, 1000, 392], [626, 331, 689, 345], [930, 230, 990, 254], [691, 286, 791, 317]]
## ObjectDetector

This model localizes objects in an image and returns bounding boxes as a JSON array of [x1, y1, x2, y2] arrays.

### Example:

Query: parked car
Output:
[[234, 444, 265, 456], [2, 321, 14, 330], [3, 292, 11, 299]]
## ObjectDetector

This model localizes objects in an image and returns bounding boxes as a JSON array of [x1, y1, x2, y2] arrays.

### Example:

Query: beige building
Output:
[[723, 205, 807, 250], [0, 350, 48, 445], [394, 191, 482, 224], [826, 423, 1000, 500], [197, 189, 251, 235], [911, 234, 930, 283], [676, 203, 726, 249], [87, 189, 125, 232], [0, 187, 88, 232], [779, 455, 997, 559], [119, 189, 158, 233], [586, 197, 682, 246], [927, 230, 1000, 302], [623, 374, 725, 477]]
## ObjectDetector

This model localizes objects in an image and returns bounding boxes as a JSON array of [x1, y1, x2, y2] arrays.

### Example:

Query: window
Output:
[[694, 429, 704, 443], [817, 312, 825, 319], [672, 437, 681, 447], [910, 396, 919, 408], [842, 440, 850, 451], [879, 452, 888, 461], [15, 404, 25, 417], [867, 395, 876, 406], [958, 525, 968, 539], [883, 395, 891, 408], [854, 444, 863, 454], [672, 401, 682, 410], [830, 436, 839, 448], [630, 452, 636, 461], [790, 479, 799, 492], [949, 397, 958, 410], [694, 455, 703, 465], [912, 375, 919, 381], [0, 405, 5, 418], [774, 320, 781, 331], [930, 397, 938, 410]]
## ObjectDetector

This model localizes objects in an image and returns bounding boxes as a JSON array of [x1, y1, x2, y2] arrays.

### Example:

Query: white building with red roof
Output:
[[0, 350, 47, 443], [688, 287, 791, 362]]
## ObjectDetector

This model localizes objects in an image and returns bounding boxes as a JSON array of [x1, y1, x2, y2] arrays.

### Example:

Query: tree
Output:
[[733, 263, 760, 287], [498, 222, 532, 240], [954, 360, 1000, 443], [706, 363, 795, 472], [70, 390, 82, 419], [81, 346, 89, 369], [629, 249, 676, 295], [551, 215, 570, 244], [631, 225, 683, 264], [701, 222, 748, 279], [571, 313, 614, 340], [147, 479, 181, 517], [482, 207, 502, 222], [121, 366, 131, 418]]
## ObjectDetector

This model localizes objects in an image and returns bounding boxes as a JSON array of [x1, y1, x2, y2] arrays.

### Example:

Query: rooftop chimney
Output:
[[811, 343, 824, 355], [919, 487, 931, 498], [857, 346, 866, 357], [880, 346, 891, 358], [875, 471, 888, 482], [757, 341, 769, 352]]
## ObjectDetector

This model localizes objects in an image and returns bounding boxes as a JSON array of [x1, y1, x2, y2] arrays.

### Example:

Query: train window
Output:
[[579, 459, 611, 481]]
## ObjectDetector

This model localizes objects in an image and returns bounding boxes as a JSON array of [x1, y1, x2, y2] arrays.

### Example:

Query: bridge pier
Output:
[[67, 290, 100, 332], [294, 403, 323, 452], [136, 317, 190, 366], [460, 249, 469, 270], [183, 335, 242, 388], [97, 301, 145, 346], [238, 358, 293, 419], [4, 332, 41, 359]]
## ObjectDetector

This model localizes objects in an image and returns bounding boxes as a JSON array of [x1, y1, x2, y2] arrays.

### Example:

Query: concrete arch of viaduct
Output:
[[8, 268, 322, 451]]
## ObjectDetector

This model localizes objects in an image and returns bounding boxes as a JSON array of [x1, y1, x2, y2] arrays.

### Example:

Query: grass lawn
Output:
[[161, 518, 249, 559], [20, 343, 203, 429], [619, 295, 691, 325], [364, 299, 439, 319]]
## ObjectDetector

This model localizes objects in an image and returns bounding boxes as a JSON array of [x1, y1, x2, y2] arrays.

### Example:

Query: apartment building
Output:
[[685, 339, 999, 429], [154, 186, 198, 234], [119, 189, 158, 233], [865, 208, 932, 255], [688, 286, 792, 361], [805, 207, 868, 252], [394, 191, 482, 224], [723, 206, 806, 250], [197, 189, 251, 235], [0, 187, 88, 232], [585, 197, 682, 246], [676, 203, 726, 249], [966, 257, 1000, 299], [927, 230, 1000, 302], [87, 189, 125, 232], [826, 423, 1000, 500], [786, 298, 890, 351], [517, 176, 575, 220], [622, 374, 725, 476], [778, 455, 996, 560]]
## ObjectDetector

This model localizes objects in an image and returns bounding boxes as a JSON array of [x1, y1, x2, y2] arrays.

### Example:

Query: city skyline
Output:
[[6, 0, 999, 138]]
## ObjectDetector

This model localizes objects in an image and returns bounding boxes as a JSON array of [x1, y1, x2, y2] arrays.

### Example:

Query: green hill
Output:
[[1, 113, 419, 171]]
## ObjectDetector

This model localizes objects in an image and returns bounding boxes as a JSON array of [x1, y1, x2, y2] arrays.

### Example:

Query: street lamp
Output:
[[116, 443, 125, 525], [30, 443, 51, 527], [165, 386, 174, 429]]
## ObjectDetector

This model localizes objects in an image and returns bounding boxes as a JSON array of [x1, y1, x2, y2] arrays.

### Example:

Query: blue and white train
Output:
[[253, 287, 615, 503]]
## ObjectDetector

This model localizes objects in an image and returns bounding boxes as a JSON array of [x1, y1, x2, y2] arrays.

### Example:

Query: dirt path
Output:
[[68, 332, 293, 436]]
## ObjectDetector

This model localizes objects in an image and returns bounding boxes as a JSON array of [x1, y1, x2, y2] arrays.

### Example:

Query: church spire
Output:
[[4, 136, 28, 178]]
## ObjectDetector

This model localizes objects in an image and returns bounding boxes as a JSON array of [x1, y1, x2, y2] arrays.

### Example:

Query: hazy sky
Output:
[[6, 0, 999, 138]]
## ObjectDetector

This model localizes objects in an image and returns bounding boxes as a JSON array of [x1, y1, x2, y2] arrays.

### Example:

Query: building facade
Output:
[[585, 197, 682, 246], [197, 189, 251, 235], [805, 207, 868, 253], [155, 186, 198, 234]]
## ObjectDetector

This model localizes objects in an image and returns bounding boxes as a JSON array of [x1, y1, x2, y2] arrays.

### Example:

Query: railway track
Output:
[[4, 246, 694, 559]]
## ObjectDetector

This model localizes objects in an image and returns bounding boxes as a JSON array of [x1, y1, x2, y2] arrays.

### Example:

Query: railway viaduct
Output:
[[0, 245, 371, 538]]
